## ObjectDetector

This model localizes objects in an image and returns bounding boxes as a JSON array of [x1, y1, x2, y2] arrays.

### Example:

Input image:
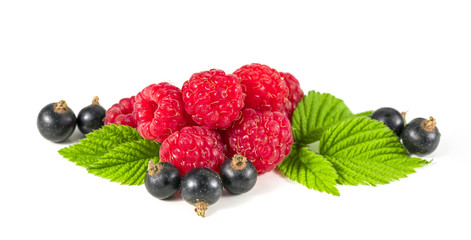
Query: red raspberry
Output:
[[104, 96, 137, 128], [280, 72, 304, 121], [233, 63, 289, 112], [217, 129, 231, 159], [225, 108, 294, 174], [159, 126, 225, 176], [134, 82, 194, 143], [182, 69, 245, 129]]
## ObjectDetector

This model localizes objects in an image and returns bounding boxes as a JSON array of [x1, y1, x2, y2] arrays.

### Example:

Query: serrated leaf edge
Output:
[[86, 139, 160, 186], [278, 145, 340, 196]]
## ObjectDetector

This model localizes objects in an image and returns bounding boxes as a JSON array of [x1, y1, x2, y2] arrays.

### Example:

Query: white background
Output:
[[1, 1, 470, 239]]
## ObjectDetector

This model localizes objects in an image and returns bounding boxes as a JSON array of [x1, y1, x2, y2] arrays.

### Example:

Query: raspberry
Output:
[[159, 126, 225, 176], [217, 129, 231, 159], [233, 63, 289, 112], [225, 108, 294, 174], [134, 82, 194, 143], [104, 96, 137, 128], [182, 69, 245, 129], [280, 72, 304, 121]]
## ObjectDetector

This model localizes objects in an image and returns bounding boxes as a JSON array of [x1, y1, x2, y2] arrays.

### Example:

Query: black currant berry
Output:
[[37, 100, 76, 142], [220, 154, 257, 195], [180, 167, 222, 217], [371, 107, 405, 136], [77, 96, 106, 135], [145, 160, 181, 200], [400, 117, 440, 156]]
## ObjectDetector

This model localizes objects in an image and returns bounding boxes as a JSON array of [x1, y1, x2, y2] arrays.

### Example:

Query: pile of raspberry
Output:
[[105, 63, 304, 175]]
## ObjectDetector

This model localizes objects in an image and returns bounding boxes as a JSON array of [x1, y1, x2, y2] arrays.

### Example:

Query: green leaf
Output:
[[354, 110, 374, 118], [58, 125, 142, 167], [319, 117, 429, 186], [292, 91, 354, 144], [58, 125, 161, 185], [278, 144, 340, 196], [327, 156, 428, 186], [87, 139, 160, 185]]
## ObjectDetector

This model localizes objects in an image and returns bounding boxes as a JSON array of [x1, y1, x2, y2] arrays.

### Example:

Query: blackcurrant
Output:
[[37, 100, 76, 143], [401, 117, 440, 156], [77, 96, 106, 135], [220, 154, 257, 195], [371, 107, 405, 136], [180, 167, 222, 217], [145, 160, 181, 200]]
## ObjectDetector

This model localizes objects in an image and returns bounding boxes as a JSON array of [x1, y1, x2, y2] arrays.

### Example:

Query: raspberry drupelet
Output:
[[182, 69, 245, 129], [233, 63, 289, 112], [159, 126, 226, 176], [225, 108, 294, 174], [134, 82, 194, 143]]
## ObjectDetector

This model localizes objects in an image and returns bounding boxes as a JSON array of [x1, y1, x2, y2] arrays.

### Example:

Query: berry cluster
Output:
[[37, 97, 106, 142], [371, 107, 441, 156], [39, 63, 443, 218], [102, 63, 301, 176], [38, 63, 302, 216], [145, 154, 257, 217]]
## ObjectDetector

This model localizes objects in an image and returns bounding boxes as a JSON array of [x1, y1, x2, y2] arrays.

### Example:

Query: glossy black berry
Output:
[[371, 107, 405, 136], [220, 155, 257, 195], [180, 167, 222, 217], [37, 100, 76, 142], [401, 117, 440, 156], [77, 96, 106, 135], [145, 161, 181, 200]]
